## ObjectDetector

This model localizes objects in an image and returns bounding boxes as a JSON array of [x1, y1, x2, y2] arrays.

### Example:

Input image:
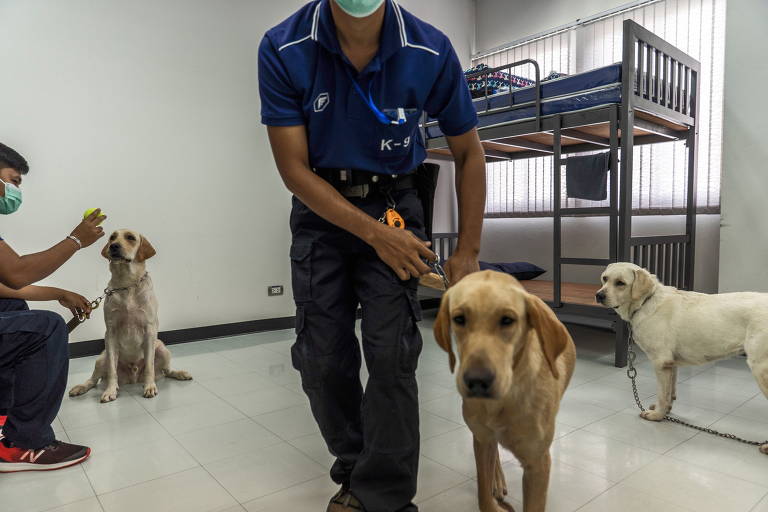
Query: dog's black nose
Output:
[[463, 368, 495, 397], [595, 291, 606, 304], [109, 243, 120, 251]]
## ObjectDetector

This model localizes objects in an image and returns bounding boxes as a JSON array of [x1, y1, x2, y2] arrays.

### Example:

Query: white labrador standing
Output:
[[597, 262, 768, 454], [69, 229, 191, 402]]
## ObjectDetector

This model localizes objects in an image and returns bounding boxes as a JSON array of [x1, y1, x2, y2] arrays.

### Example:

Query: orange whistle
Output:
[[385, 208, 405, 229]]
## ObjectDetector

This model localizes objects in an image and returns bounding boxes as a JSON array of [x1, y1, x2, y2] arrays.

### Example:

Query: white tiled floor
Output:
[[5, 320, 768, 512]]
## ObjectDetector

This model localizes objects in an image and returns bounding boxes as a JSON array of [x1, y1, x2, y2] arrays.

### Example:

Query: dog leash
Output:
[[66, 273, 149, 333], [430, 258, 450, 290], [626, 325, 768, 448]]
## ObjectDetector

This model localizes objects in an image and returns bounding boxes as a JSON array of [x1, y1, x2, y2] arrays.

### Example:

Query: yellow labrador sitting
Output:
[[69, 229, 191, 402], [434, 270, 576, 512], [597, 262, 768, 454]]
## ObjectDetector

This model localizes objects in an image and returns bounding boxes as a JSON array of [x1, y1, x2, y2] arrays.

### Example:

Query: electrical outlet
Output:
[[268, 285, 284, 297]]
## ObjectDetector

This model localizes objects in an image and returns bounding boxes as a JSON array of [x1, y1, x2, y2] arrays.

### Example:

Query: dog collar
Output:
[[629, 292, 655, 322], [105, 272, 148, 297]]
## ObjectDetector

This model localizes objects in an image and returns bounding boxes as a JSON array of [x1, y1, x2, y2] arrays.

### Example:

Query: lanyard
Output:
[[346, 67, 406, 126]]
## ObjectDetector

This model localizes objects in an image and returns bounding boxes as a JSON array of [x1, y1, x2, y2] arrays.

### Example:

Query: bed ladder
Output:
[[551, 106, 620, 307]]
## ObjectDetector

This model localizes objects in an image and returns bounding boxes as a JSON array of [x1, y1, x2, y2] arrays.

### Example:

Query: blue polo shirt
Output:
[[258, 0, 477, 175]]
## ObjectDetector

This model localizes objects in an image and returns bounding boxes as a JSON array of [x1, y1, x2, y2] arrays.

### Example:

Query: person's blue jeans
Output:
[[0, 298, 69, 449]]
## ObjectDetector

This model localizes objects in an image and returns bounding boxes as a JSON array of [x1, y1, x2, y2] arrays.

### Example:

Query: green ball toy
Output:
[[83, 208, 105, 225]]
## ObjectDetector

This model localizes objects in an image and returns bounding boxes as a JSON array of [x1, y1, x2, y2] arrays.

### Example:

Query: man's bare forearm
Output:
[[450, 132, 486, 256], [0, 239, 79, 290], [267, 125, 387, 245], [0, 283, 63, 301], [282, 167, 387, 245]]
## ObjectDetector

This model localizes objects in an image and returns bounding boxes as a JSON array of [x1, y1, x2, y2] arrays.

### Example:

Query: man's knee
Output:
[[32, 310, 66, 332], [27, 310, 68, 352]]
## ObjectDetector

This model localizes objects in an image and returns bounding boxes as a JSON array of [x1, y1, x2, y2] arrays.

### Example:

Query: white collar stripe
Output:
[[278, 2, 321, 52], [407, 43, 439, 56], [392, 0, 406, 47], [311, 2, 321, 41], [278, 35, 311, 52], [391, 1, 439, 56], [278, 2, 438, 56]]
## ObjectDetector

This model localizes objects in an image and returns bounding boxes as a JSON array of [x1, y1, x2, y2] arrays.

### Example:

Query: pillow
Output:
[[464, 63, 535, 99], [478, 261, 546, 281], [544, 71, 568, 81]]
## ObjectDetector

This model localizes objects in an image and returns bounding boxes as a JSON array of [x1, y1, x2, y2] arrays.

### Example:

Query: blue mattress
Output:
[[425, 63, 622, 139]]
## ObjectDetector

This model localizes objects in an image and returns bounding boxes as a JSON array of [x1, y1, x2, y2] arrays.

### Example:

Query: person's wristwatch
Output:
[[67, 235, 83, 249]]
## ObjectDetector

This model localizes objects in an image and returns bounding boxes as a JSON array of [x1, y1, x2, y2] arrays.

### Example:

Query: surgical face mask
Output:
[[0, 179, 22, 214], [334, 0, 385, 18]]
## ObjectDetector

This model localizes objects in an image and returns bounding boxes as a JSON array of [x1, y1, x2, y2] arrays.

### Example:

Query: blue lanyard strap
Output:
[[346, 68, 405, 126]]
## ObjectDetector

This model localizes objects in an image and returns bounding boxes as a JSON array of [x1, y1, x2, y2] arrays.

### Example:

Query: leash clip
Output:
[[431, 257, 450, 290]]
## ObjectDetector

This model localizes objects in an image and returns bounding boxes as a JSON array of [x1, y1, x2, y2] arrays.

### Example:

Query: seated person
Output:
[[0, 142, 105, 472], [0, 283, 93, 415]]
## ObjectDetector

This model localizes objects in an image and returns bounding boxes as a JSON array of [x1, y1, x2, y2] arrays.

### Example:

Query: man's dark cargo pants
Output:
[[290, 188, 425, 512], [0, 298, 69, 449]]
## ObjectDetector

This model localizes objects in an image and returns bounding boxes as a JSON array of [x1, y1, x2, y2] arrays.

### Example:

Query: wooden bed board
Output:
[[418, 276, 601, 308], [521, 280, 601, 306]]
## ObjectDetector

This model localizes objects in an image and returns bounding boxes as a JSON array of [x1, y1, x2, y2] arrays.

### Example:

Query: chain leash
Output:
[[626, 326, 767, 447], [67, 273, 148, 333]]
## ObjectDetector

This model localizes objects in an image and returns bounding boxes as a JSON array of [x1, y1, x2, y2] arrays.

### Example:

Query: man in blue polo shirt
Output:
[[259, 1, 485, 510]]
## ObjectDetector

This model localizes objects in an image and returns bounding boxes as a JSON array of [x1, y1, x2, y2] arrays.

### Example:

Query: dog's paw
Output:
[[68, 384, 90, 397], [492, 485, 508, 500], [100, 389, 118, 403], [143, 383, 158, 398], [492, 476, 508, 499], [167, 370, 192, 381], [497, 501, 515, 512], [640, 409, 665, 421], [760, 443, 768, 455]]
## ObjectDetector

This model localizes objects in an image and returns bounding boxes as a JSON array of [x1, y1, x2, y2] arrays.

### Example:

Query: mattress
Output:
[[425, 63, 622, 139]]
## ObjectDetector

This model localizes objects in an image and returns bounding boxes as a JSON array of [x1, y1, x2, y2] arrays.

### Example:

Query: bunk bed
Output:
[[421, 20, 700, 367]]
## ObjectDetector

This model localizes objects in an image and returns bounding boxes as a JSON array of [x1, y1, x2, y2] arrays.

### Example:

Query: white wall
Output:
[[475, 0, 635, 53], [0, 0, 474, 342], [718, 0, 768, 292]]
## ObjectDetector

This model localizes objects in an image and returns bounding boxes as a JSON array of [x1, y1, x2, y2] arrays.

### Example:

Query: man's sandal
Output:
[[327, 488, 366, 512]]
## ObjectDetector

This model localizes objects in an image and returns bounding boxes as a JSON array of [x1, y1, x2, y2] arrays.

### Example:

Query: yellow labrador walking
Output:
[[434, 270, 576, 512]]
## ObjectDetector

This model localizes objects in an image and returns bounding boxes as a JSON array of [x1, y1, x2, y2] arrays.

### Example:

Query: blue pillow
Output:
[[478, 261, 546, 281]]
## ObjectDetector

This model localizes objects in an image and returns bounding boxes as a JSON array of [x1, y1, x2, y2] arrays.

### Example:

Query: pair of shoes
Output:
[[327, 488, 366, 511], [0, 435, 91, 472]]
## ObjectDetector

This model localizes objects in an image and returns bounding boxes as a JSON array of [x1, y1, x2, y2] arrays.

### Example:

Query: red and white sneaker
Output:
[[0, 434, 91, 472]]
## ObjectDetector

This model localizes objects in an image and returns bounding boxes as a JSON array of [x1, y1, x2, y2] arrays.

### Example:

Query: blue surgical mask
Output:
[[334, 0, 385, 18], [0, 179, 22, 214]]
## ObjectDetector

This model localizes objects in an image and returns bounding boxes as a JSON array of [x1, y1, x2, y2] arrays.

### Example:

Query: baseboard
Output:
[[69, 298, 443, 359], [68, 316, 295, 359]]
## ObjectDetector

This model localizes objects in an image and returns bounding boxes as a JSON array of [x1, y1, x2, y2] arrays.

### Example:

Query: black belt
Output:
[[314, 168, 416, 198]]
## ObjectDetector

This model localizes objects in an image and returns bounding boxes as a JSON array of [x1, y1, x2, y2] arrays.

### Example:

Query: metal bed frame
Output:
[[423, 20, 700, 367]]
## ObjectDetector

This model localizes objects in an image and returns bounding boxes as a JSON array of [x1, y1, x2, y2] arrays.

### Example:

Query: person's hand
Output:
[[70, 209, 106, 248], [58, 289, 93, 318], [370, 225, 436, 281], [444, 249, 480, 285]]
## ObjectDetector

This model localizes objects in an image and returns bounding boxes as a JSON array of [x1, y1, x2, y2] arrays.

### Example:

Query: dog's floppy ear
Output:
[[631, 268, 655, 302], [526, 293, 570, 379], [101, 240, 111, 260], [433, 289, 456, 373], [136, 236, 156, 262]]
